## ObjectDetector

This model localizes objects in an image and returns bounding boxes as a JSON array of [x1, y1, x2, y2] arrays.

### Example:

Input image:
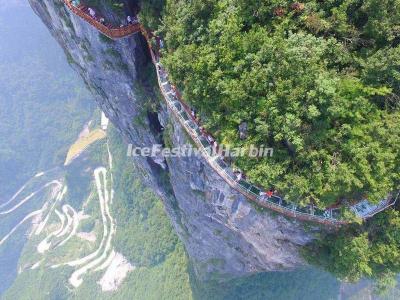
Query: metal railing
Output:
[[63, 0, 141, 39]]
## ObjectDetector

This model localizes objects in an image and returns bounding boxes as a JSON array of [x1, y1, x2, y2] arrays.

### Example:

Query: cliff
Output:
[[28, 0, 317, 280]]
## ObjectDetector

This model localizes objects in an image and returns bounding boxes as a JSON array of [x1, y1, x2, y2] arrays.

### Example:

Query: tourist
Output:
[[99, 17, 105, 24], [234, 169, 243, 181], [236, 172, 243, 181], [259, 191, 267, 199], [266, 189, 273, 198], [127, 15, 132, 24], [213, 141, 219, 154], [88, 7, 95, 18], [71, 0, 80, 7]]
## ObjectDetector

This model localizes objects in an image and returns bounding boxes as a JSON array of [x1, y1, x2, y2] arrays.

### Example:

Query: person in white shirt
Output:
[[88, 8, 95, 18]]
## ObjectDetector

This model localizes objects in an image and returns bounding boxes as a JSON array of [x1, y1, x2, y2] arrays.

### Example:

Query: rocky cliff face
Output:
[[28, 0, 317, 280]]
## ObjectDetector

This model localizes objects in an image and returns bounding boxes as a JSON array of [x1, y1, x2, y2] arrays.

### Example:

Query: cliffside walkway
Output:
[[62, 0, 398, 226], [64, 0, 141, 38]]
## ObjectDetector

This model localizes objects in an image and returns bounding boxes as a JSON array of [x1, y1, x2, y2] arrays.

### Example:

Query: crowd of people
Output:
[[69, 0, 138, 29]]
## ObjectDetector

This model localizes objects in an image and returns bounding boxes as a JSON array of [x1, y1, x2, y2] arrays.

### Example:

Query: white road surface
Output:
[[35, 185, 66, 235], [56, 205, 79, 248], [68, 167, 116, 287], [51, 167, 111, 272]]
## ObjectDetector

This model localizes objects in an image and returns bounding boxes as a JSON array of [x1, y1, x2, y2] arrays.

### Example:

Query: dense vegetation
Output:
[[138, 0, 400, 291], [306, 208, 400, 293], [141, 0, 400, 209]]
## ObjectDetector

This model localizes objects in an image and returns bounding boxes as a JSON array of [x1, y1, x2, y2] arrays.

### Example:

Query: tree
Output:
[[305, 209, 400, 291]]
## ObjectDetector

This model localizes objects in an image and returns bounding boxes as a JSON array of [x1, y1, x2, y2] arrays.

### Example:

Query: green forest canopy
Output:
[[141, 0, 400, 209]]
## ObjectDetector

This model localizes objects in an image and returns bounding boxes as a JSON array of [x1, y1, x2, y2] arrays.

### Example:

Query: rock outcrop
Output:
[[28, 0, 317, 281]]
